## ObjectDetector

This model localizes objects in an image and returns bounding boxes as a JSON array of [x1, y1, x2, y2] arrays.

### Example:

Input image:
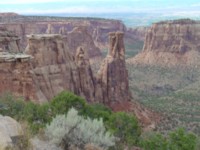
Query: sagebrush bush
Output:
[[45, 108, 116, 149]]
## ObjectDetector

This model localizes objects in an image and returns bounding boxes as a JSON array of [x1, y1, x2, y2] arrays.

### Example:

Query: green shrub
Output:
[[140, 128, 198, 150], [80, 103, 112, 122], [22, 102, 51, 134], [50, 91, 86, 115], [46, 108, 116, 149], [0, 93, 25, 120], [106, 112, 141, 146], [168, 128, 197, 150], [140, 132, 168, 150]]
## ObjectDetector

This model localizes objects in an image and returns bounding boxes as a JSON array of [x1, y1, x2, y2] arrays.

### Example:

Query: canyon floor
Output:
[[121, 45, 200, 135]]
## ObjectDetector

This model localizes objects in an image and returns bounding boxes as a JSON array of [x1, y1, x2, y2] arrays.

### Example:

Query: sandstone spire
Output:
[[46, 24, 55, 34], [59, 27, 67, 35], [96, 32, 130, 104], [75, 47, 95, 102]]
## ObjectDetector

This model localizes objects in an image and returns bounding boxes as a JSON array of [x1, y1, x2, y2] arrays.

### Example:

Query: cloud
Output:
[[7, 6, 135, 14], [0, 0, 65, 4], [191, 3, 200, 7], [0, 0, 142, 4]]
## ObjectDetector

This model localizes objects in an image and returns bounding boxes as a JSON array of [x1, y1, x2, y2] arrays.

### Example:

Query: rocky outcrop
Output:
[[96, 32, 130, 104], [25, 34, 95, 102], [128, 19, 200, 67], [0, 28, 130, 105], [0, 27, 21, 53], [24, 32, 130, 103], [0, 52, 35, 100], [0, 115, 23, 149]]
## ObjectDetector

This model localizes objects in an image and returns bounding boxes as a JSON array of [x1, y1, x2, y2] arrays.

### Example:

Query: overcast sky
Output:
[[0, 0, 200, 15]]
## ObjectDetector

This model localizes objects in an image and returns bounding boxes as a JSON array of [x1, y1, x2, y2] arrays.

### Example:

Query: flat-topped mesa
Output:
[[156, 18, 197, 25], [128, 19, 200, 67], [142, 19, 200, 53], [96, 31, 130, 104], [0, 27, 21, 53]]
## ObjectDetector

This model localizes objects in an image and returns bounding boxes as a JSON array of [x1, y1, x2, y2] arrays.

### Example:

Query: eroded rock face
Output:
[[0, 27, 21, 53], [96, 32, 130, 104], [128, 19, 200, 67], [66, 26, 102, 58], [75, 47, 95, 102], [25, 34, 81, 102], [0, 58, 37, 101]]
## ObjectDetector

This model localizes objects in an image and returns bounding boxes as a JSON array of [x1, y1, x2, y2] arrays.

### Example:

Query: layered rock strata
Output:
[[128, 19, 200, 67], [0, 15, 126, 58]]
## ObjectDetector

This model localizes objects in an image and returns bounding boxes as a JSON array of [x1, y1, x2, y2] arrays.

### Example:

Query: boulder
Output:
[[0, 115, 23, 149]]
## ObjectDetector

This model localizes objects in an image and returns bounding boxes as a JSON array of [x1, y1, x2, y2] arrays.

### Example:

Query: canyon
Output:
[[0, 24, 157, 128], [0, 13, 146, 59]]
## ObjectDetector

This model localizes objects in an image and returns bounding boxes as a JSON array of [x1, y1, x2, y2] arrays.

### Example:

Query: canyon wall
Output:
[[0, 15, 126, 58], [128, 19, 200, 67], [65, 26, 102, 58]]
